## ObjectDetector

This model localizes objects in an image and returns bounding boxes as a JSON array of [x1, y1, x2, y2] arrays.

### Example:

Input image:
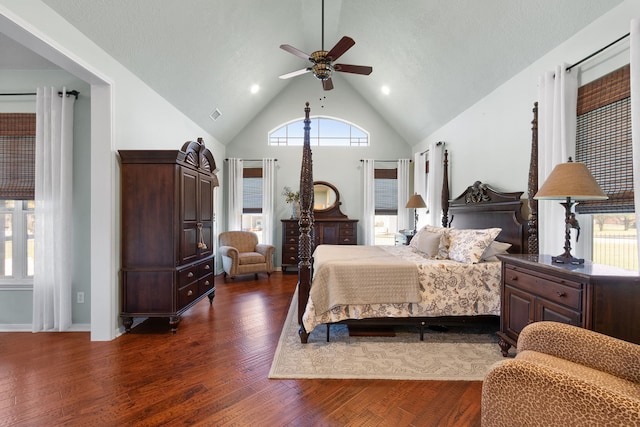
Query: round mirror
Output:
[[313, 181, 338, 211]]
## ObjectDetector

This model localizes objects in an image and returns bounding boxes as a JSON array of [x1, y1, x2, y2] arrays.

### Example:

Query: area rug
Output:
[[269, 291, 508, 380]]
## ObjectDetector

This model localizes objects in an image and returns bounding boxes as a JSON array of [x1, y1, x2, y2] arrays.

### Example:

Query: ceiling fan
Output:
[[278, 0, 372, 90]]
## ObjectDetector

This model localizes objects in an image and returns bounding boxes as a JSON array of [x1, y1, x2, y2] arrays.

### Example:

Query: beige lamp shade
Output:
[[534, 161, 608, 201], [406, 193, 427, 208]]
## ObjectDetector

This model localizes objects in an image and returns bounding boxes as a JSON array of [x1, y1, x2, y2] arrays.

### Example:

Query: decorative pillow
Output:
[[409, 227, 428, 249], [447, 228, 501, 264], [411, 230, 441, 257], [480, 241, 512, 262], [423, 225, 451, 259]]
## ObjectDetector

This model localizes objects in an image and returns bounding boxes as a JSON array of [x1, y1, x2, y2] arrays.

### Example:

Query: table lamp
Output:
[[534, 157, 607, 264], [406, 193, 427, 234]]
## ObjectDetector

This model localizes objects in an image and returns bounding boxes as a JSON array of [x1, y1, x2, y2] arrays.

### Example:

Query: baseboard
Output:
[[0, 323, 91, 332], [0, 324, 31, 332]]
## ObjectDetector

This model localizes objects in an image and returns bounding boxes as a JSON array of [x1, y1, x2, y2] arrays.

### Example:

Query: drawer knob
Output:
[[204, 264, 210, 270], [510, 275, 518, 281], [204, 281, 210, 286], [556, 291, 566, 297], [187, 272, 194, 278], [187, 290, 193, 296]]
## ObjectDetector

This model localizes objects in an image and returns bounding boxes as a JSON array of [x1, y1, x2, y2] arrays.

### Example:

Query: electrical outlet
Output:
[[77, 292, 85, 304]]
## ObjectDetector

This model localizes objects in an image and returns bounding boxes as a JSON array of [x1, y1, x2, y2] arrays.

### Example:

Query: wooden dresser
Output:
[[497, 254, 640, 356], [119, 139, 219, 333], [281, 181, 357, 271], [281, 218, 358, 271]]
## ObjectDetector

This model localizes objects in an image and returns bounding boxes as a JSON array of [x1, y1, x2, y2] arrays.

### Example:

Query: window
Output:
[[374, 168, 397, 245], [0, 200, 35, 287], [0, 113, 36, 288], [575, 64, 636, 270], [242, 167, 263, 243], [269, 116, 368, 146]]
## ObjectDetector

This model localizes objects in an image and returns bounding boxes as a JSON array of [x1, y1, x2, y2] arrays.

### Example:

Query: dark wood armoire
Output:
[[119, 138, 219, 333]]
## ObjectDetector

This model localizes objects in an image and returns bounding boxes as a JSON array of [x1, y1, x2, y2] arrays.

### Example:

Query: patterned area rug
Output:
[[269, 291, 508, 380]]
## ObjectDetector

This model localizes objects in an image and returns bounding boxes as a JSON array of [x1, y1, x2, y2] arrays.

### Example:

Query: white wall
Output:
[[0, 0, 226, 340], [227, 73, 413, 263], [414, 0, 639, 199]]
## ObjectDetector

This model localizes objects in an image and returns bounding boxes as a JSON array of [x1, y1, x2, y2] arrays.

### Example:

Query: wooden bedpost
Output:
[[527, 102, 538, 255], [297, 102, 314, 343], [441, 150, 450, 227]]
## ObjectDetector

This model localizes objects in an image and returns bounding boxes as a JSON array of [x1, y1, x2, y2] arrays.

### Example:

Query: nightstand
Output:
[[395, 230, 415, 246], [496, 254, 640, 356]]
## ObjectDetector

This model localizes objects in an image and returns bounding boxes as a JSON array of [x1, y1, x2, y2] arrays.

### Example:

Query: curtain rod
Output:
[[0, 90, 80, 99], [567, 32, 630, 71], [359, 159, 412, 163], [419, 141, 445, 155], [224, 158, 278, 161]]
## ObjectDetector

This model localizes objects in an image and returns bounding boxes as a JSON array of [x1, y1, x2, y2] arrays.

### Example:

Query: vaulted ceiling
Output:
[[9, 0, 624, 144]]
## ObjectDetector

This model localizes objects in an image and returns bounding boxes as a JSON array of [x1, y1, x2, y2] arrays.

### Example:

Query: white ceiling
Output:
[[7, 0, 624, 144]]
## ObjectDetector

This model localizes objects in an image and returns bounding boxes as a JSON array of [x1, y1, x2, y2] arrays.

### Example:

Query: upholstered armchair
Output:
[[482, 321, 640, 426], [218, 231, 275, 280]]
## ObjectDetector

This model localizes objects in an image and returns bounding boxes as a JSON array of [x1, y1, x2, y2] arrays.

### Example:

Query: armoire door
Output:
[[180, 167, 199, 265], [198, 173, 214, 259]]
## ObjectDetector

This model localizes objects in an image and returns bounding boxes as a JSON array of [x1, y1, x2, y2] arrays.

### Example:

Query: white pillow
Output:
[[423, 225, 451, 259], [411, 230, 441, 257], [447, 228, 501, 264], [409, 227, 428, 249], [480, 241, 512, 262]]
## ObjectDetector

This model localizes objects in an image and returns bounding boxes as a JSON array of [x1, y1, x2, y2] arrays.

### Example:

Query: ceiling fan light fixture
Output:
[[312, 62, 333, 80]]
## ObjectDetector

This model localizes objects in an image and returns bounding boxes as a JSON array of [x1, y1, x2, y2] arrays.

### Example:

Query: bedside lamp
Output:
[[406, 193, 427, 234], [534, 158, 607, 264]]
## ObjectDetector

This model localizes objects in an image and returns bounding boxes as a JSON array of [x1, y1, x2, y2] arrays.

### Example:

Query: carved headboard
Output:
[[447, 181, 528, 255]]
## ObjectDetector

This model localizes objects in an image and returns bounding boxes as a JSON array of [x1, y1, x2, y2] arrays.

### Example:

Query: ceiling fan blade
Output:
[[279, 68, 311, 79], [322, 78, 334, 91], [326, 36, 355, 61], [280, 44, 310, 60], [334, 64, 373, 75]]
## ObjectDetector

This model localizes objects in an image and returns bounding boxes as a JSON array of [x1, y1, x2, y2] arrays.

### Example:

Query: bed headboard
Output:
[[447, 181, 528, 254]]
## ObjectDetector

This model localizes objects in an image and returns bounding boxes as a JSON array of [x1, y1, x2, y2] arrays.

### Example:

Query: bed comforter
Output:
[[302, 245, 502, 333]]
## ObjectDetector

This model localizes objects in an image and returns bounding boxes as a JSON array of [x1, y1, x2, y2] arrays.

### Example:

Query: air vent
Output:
[[209, 108, 222, 121]]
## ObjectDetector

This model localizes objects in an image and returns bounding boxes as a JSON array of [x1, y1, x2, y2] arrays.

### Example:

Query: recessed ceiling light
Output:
[[381, 85, 390, 95], [250, 84, 260, 94]]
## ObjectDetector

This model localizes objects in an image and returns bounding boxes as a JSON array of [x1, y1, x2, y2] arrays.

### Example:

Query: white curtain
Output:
[[537, 64, 578, 256], [261, 158, 276, 245], [32, 87, 75, 332], [227, 158, 243, 230], [397, 159, 410, 231], [362, 159, 375, 245], [631, 19, 640, 269], [426, 142, 445, 227]]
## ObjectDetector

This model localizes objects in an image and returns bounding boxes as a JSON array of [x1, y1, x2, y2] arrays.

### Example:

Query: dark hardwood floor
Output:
[[0, 272, 482, 426]]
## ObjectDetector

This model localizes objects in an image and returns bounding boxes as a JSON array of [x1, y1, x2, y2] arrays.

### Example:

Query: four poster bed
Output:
[[295, 102, 532, 344]]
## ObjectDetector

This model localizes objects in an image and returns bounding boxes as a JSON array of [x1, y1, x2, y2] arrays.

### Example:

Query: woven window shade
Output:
[[0, 113, 36, 200], [374, 168, 397, 215], [575, 65, 632, 214], [243, 167, 263, 214]]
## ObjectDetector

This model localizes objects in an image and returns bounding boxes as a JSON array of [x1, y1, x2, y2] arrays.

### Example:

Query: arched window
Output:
[[269, 116, 369, 146]]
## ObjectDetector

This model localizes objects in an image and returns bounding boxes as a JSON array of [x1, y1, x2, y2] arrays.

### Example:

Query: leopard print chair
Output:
[[482, 321, 640, 426], [219, 231, 275, 280]]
